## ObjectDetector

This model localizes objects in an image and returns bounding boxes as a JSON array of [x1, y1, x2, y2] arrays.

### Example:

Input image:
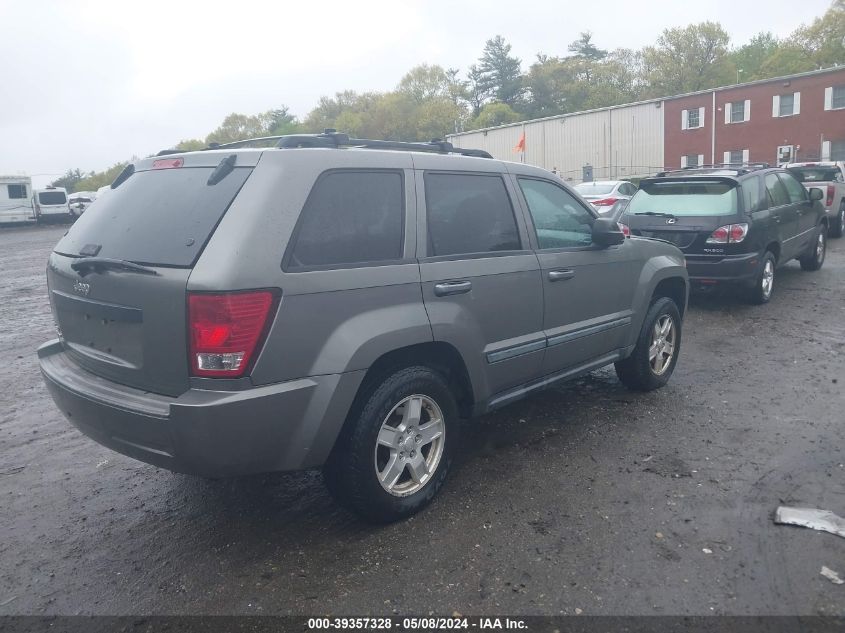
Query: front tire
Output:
[[615, 297, 682, 392], [799, 226, 826, 271], [323, 366, 456, 523]]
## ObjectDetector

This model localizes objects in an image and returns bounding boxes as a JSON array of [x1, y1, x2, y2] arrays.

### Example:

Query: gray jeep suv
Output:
[[38, 132, 688, 522]]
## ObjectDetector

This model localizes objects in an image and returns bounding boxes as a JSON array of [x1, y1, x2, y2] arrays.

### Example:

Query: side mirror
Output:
[[592, 216, 625, 247], [808, 187, 824, 202]]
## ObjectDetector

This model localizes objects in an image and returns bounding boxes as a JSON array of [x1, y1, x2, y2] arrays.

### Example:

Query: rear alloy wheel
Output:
[[831, 203, 845, 239], [800, 227, 826, 271], [749, 252, 776, 304], [323, 366, 456, 523], [615, 297, 682, 391]]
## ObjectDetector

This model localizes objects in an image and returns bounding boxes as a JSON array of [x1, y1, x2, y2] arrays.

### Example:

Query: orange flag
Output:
[[513, 132, 525, 153]]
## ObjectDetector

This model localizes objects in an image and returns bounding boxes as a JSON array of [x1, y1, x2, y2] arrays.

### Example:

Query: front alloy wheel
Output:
[[800, 229, 826, 271]]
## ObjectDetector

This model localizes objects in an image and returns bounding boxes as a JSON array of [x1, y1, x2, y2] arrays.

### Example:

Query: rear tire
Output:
[[748, 251, 776, 304], [830, 203, 845, 239], [799, 226, 826, 271], [615, 297, 682, 392], [323, 366, 456, 523]]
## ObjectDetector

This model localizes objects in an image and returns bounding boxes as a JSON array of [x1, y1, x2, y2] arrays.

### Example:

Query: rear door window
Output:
[[764, 173, 790, 207], [54, 166, 252, 267], [286, 170, 404, 270], [424, 173, 520, 256]]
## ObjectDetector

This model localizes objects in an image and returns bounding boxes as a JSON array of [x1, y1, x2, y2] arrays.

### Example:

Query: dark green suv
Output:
[[620, 165, 828, 304]]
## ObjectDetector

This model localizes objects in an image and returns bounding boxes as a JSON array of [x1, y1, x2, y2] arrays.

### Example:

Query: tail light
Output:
[[827, 185, 835, 207], [706, 223, 748, 244], [592, 197, 619, 207], [618, 222, 631, 237], [188, 290, 278, 378]]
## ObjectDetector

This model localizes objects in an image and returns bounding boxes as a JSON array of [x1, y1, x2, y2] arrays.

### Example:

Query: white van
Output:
[[33, 186, 70, 222], [0, 176, 36, 224]]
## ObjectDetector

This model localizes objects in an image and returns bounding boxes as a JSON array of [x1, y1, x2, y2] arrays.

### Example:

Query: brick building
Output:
[[665, 67, 845, 168], [448, 66, 845, 180]]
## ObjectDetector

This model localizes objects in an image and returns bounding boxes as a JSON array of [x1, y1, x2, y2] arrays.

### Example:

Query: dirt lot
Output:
[[0, 224, 843, 616]]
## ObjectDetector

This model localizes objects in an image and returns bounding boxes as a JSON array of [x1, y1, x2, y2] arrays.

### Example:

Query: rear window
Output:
[[425, 173, 521, 256], [54, 166, 251, 267], [575, 183, 615, 195], [628, 181, 738, 217], [788, 167, 840, 183], [38, 191, 67, 205]]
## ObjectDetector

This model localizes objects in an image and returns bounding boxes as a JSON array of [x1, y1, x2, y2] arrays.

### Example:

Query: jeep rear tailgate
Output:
[[48, 152, 258, 396]]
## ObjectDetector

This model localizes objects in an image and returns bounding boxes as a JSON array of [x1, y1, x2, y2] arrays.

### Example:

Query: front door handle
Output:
[[433, 281, 472, 296], [548, 269, 576, 282]]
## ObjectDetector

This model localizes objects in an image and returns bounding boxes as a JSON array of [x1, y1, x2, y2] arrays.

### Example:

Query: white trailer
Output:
[[0, 175, 36, 224]]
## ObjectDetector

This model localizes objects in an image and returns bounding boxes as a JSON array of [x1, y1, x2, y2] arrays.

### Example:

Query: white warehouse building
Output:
[[447, 99, 666, 183]]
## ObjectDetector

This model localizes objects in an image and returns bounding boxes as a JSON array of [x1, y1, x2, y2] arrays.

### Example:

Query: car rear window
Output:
[[788, 167, 840, 182], [54, 166, 252, 267], [38, 191, 67, 205], [575, 183, 615, 195], [628, 181, 738, 216]]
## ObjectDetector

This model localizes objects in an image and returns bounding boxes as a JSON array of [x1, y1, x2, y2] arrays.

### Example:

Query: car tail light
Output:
[[592, 197, 619, 207], [188, 290, 278, 378], [706, 223, 748, 244], [827, 185, 835, 207], [152, 158, 184, 170], [618, 222, 630, 237]]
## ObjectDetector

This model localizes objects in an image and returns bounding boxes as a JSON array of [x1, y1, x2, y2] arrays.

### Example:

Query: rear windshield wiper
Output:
[[634, 211, 677, 220], [70, 257, 159, 277]]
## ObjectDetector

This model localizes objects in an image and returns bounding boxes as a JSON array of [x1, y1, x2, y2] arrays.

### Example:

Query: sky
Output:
[[0, 0, 833, 188]]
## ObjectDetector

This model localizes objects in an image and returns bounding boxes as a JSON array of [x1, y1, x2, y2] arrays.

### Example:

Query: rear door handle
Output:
[[548, 269, 576, 282], [433, 281, 472, 296]]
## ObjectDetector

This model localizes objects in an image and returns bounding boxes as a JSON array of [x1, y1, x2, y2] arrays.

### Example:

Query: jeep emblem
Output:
[[73, 281, 91, 297]]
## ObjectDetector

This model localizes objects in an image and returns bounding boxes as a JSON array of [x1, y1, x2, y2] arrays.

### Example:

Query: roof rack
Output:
[[201, 130, 493, 158], [655, 162, 771, 177]]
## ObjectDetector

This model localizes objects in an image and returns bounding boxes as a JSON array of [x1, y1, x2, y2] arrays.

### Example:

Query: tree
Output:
[[729, 32, 781, 80], [73, 162, 131, 192], [265, 106, 300, 135], [788, 0, 845, 69], [51, 168, 84, 192], [567, 32, 607, 61], [398, 64, 453, 102], [469, 102, 521, 130], [641, 22, 733, 96], [476, 36, 524, 107], [174, 138, 206, 151], [466, 64, 493, 116]]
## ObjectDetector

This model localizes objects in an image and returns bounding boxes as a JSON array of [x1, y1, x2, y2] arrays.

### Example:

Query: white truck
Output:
[[786, 161, 845, 238], [0, 175, 36, 224]]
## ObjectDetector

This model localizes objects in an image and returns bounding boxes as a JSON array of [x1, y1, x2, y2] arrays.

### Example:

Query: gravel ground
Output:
[[0, 223, 843, 616]]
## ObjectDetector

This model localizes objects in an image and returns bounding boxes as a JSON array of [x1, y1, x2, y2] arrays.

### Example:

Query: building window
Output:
[[832, 140, 845, 161], [778, 93, 796, 117], [681, 154, 701, 168], [688, 109, 700, 128], [724, 149, 748, 165], [7, 184, 27, 199], [730, 102, 745, 123], [681, 107, 704, 130], [831, 86, 845, 110]]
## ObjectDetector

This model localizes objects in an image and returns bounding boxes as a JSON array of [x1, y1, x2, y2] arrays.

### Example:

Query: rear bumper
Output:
[[685, 252, 761, 286], [38, 340, 364, 477]]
